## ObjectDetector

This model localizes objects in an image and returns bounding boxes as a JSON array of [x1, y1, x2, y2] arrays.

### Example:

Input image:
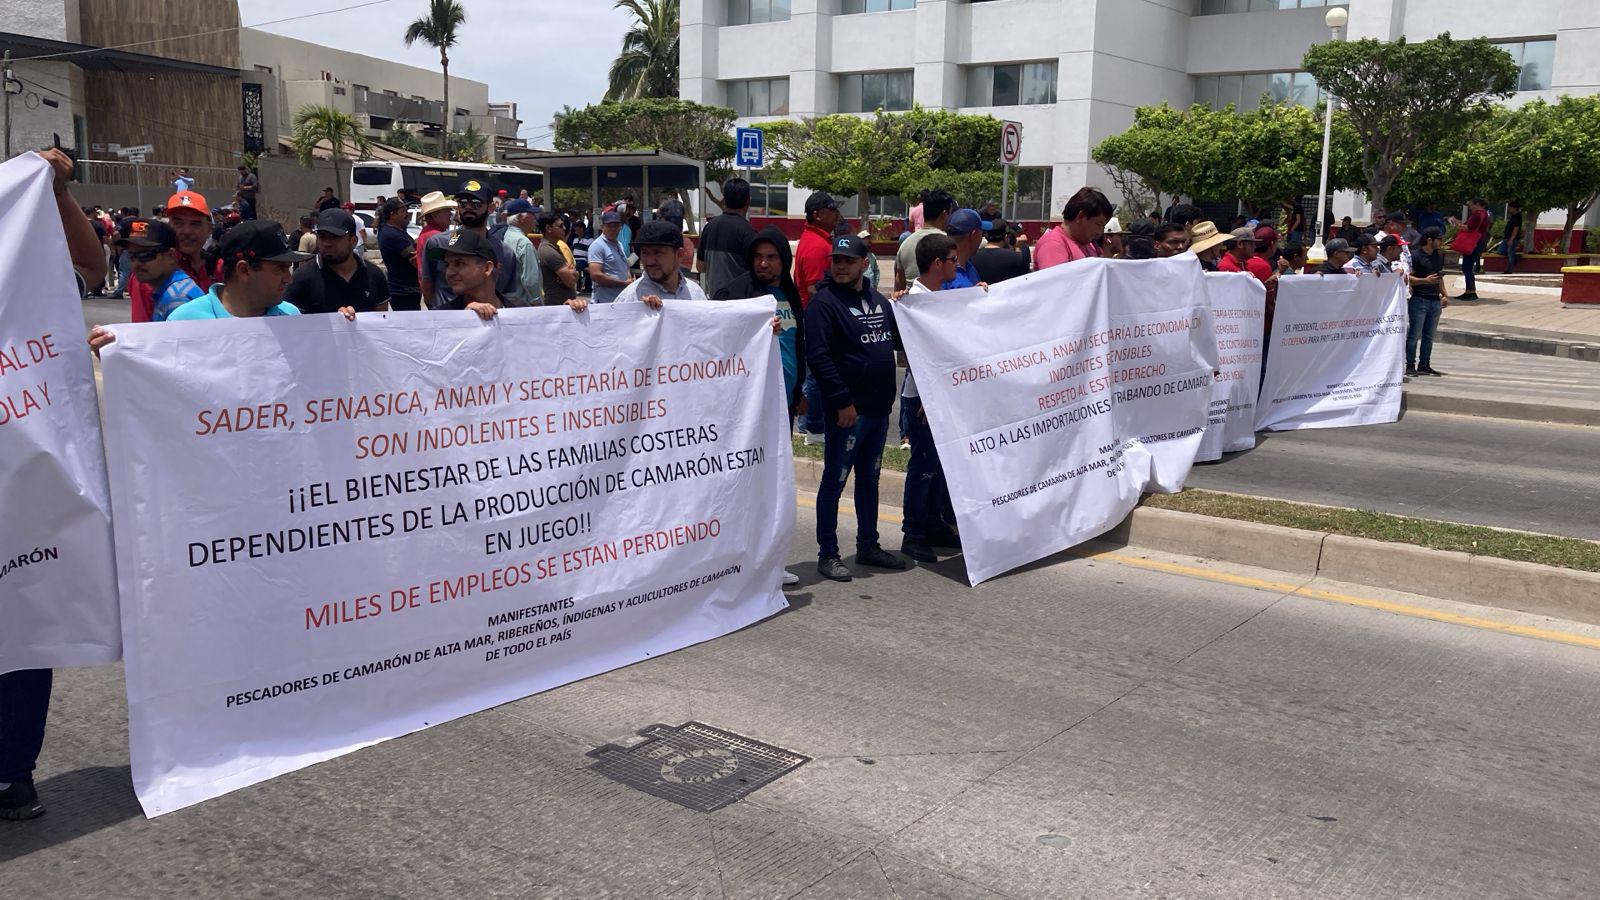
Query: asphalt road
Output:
[[8, 502, 1600, 897]]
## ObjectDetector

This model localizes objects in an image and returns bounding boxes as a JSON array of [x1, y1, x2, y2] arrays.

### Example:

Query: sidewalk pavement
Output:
[[1439, 274, 1600, 358], [1401, 343, 1600, 425]]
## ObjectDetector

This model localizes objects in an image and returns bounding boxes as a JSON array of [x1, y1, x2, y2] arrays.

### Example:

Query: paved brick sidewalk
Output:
[[1440, 273, 1600, 344]]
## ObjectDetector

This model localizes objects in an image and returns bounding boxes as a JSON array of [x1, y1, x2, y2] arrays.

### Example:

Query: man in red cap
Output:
[[128, 189, 221, 322]]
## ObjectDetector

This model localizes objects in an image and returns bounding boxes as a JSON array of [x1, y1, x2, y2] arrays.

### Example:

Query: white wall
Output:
[[239, 29, 491, 120]]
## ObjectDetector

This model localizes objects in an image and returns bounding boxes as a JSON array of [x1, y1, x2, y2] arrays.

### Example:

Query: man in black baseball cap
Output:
[[114, 219, 208, 322], [804, 229, 907, 581], [284, 208, 391, 316], [616, 219, 709, 306], [419, 179, 521, 308], [427, 229, 507, 319]]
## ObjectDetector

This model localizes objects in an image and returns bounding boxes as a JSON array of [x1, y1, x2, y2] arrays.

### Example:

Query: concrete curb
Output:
[[789, 456, 1600, 625], [1400, 391, 1600, 427], [1437, 325, 1600, 363]]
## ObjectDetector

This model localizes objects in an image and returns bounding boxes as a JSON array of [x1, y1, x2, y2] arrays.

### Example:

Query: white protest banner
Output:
[[98, 300, 792, 816], [1196, 272, 1267, 462], [895, 257, 1216, 585], [0, 152, 119, 674], [1256, 274, 1407, 432]]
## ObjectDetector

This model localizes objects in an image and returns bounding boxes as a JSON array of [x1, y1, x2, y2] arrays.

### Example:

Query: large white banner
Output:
[[1196, 273, 1267, 462], [895, 257, 1216, 585], [99, 300, 792, 816], [1256, 274, 1407, 431], [0, 152, 119, 675]]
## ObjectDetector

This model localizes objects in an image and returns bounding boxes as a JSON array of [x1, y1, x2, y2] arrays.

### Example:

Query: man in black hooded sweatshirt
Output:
[[715, 226, 808, 587]]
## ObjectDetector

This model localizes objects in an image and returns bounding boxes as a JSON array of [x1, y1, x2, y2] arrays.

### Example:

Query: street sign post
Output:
[[999, 121, 1022, 219], [735, 127, 764, 170], [116, 145, 155, 211]]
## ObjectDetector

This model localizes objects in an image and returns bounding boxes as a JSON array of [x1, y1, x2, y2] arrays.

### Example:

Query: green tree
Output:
[[382, 124, 425, 153], [606, 0, 679, 101], [899, 108, 1009, 208], [403, 0, 467, 159], [758, 112, 933, 220], [1227, 101, 1364, 215], [1303, 33, 1518, 213], [290, 105, 371, 200], [1480, 96, 1600, 254], [554, 98, 737, 181], [447, 125, 489, 163], [1092, 105, 1210, 208]]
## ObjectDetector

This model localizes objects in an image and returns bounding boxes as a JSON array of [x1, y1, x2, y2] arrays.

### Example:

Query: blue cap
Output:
[[947, 209, 984, 235], [600, 210, 621, 224], [503, 198, 534, 216]]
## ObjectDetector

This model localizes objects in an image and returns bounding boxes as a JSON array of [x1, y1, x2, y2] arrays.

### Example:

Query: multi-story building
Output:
[[239, 29, 523, 160], [682, 0, 1600, 223]]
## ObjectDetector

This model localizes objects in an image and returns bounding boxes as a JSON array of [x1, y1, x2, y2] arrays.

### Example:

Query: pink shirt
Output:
[[1033, 225, 1100, 270]]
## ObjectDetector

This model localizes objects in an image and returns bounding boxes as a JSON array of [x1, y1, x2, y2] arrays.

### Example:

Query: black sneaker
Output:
[[1405, 365, 1418, 378], [1455, 292, 1478, 300], [856, 544, 908, 570], [817, 555, 852, 582], [1419, 366, 1445, 377], [900, 539, 938, 563], [0, 781, 44, 821]]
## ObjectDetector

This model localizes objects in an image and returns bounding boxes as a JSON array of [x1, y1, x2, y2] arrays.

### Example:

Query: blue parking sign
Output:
[[736, 127, 764, 168]]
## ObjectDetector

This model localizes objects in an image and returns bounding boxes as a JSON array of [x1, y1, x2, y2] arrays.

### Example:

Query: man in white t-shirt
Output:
[[899, 231, 963, 563]]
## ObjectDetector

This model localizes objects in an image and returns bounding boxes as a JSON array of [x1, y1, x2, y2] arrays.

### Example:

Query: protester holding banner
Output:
[[805, 234, 908, 581], [901, 233, 962, 563], [1033, 187, 1112, 270], [129, 189, 218, 323], [615, 221, 709, 306], [1188, 222, 1233, 271], [1317, 239, 1355, 274], [284, 209, 391, 316], [114, 220, 205, 322]]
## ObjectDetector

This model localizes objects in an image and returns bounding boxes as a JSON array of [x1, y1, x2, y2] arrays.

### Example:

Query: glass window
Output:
[[1194, 76, 1217, 109], [729, 0, 788, 23], [1240, 73, 1269, 111], [1269, 71, 1293, 104], [1291, 71, 1317, 107], [1217, 74, 1242, 109], [772, 0, 790, 18], [892, 0, 914, 9], [1519, 40, 1554, 91], [967, 66, 993, 108], [862, 72, 886, 109], [1249, 0, 1277, 9], [838, 73, 863, 112], [728, 0, 749, 25], [841, 0, 912, 13], [992, 64, 1021, 107], [1201, 0, 1225, 13], [727, 80, 749, 114], [885, 71, 913, 110], [1021, 61, 1056, 105], [749, 79, 769, 117], [1010, 167, 1052, 222], [1226, 0, 1248, 12], [770, 78, 790, 115], [726, 78, 788, 116]]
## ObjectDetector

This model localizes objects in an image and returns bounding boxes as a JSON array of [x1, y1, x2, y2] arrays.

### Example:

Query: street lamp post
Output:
[[1307, 6, 1349, 266]]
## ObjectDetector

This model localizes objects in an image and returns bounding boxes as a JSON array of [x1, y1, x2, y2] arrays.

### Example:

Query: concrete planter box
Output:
[[1481, 253, 1592, 274], [1560, 265, 1600, 309]]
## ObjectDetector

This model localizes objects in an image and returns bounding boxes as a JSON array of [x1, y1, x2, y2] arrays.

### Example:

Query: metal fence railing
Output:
[[76, 160, 237, 196]]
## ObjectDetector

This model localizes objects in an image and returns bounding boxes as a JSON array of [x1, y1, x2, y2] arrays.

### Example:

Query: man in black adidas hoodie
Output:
[[804, 234, 908, 582]]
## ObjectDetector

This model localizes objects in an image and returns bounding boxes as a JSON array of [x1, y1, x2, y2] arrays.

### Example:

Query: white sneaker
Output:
[[781, 569, 800, 586], [803, 432, 824, 446]]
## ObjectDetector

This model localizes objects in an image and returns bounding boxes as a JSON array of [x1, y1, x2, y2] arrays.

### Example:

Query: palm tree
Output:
[[403, 0, 467, 158], [290, 105, 371, 199], [606, 0, 679, 101], [447, 125, 489, 163]]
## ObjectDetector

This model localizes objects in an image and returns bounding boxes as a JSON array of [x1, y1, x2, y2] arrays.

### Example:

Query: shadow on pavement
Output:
[[0, 765, 139, 861]]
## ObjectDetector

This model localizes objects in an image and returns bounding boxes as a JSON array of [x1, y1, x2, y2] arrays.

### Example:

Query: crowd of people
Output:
[[4, 147, 1471, 822]]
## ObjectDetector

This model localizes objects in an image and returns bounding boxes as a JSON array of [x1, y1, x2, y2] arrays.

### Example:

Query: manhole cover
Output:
[[588, 722, 809, 811]]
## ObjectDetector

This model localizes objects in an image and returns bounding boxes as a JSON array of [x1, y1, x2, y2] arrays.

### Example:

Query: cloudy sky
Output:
[[237, 0, 636, 144]]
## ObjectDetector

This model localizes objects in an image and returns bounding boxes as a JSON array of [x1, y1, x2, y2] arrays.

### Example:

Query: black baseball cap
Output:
[[829, 234, 869, 259], [215, 220, 312, 265], [116, 218, 178, 251], [314, 208, 358, 236], [427, 228, 497, 262], [804, 191, 840, 216], [1352, 233, 1377, 249], [633, 219, 683, 249], [454, 179, 492, 203]]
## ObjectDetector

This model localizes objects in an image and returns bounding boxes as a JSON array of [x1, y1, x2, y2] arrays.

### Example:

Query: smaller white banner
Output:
[[894, 257, 1215, 585], [0, 152, 120, 674], [1196, 273, 1267, 462], [1256, 274, 1407, 432]]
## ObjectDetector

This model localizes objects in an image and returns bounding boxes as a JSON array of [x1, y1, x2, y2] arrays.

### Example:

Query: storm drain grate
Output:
[[588, 722, 809, 812]]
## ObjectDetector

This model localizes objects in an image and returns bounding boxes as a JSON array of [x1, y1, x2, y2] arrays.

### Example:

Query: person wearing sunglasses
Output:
[[420, 180, 521, 309], [113, 218, 205, 322]]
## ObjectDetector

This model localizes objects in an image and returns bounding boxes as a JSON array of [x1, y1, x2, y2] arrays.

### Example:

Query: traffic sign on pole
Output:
[[115, 144, 154, 157], [735, 127, 764, 169], [999, 121, 1023, 166]]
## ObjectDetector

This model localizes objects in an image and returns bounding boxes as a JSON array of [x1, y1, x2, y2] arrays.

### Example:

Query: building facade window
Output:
[[727, 0, 790, 25], [726, 78, 791, 117], [838, 70, 913, 112], [839, 0, 915, 13], [1197, 0, 1339, 14], [1493, 39, 1555, 91], [1194, 71, 1322, 111], [966, 61, 1057, 107]]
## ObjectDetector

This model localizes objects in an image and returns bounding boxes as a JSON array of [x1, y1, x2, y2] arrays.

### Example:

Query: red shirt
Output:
[[416, 225, 443, 281], [794, 222, 833, 307], [1219, 252, 1273, 284], [129, 253, 220, 322]]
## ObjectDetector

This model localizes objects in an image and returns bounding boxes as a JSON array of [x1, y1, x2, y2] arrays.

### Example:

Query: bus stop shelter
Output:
[[499, 149, 707, 233]]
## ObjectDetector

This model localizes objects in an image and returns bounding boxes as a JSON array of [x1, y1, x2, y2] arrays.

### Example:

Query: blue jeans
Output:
[[815, 412, 889, 559], [0, 668, 52, 784], [1500, 238, 1518, 273], [112, 251, 132, 298], [1407, 296, 1442, 369], [900, 395, 948, 542], [801, 373, 825, 435]]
